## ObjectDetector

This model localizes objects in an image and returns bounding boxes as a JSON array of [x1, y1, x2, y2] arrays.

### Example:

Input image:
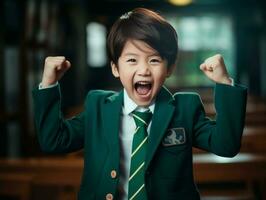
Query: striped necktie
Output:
[[128, 110, 152, 200]]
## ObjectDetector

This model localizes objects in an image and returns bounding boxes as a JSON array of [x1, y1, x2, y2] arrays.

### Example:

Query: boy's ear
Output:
[[111, 61, 120, 78], [166, 64, 175, 77]]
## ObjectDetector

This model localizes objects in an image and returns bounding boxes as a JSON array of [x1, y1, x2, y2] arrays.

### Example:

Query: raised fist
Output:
[[41, 56, 71, 87], [200, 54, 232, 85]]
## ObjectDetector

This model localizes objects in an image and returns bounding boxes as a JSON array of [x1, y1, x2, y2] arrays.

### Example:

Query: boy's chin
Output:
[[135, 100, 152, 107]]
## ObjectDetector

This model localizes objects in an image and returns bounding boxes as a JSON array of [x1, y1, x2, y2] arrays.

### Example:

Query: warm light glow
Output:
[[168, 0, 193, 6]]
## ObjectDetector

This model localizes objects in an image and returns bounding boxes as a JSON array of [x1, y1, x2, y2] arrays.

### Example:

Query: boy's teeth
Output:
[[138, 81, 150, 85]]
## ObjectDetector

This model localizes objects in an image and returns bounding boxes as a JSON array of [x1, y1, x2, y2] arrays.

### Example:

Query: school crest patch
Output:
[[162, 128, 186, 146]]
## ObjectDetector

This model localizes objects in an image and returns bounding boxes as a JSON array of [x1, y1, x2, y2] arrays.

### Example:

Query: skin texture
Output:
[[41, 41, 232, 106]]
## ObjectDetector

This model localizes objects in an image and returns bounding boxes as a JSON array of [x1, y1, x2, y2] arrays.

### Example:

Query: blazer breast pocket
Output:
[[161, 127, 188, 155]]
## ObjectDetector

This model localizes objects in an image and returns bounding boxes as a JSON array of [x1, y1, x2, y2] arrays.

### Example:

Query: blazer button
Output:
[[110, 170, 117, 179], [106, 193, 113, 200]]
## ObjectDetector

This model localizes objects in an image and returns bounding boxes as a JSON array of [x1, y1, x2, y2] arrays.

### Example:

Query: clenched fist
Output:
[[200, 54, 232, 85], [41, 56, 71, 87]]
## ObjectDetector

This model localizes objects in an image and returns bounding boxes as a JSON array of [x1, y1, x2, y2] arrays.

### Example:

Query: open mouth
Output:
[[134, 81, 152, 96]]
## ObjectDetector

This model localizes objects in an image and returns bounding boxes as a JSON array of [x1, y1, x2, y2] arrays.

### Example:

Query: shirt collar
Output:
[[123, 88, 155, 115]]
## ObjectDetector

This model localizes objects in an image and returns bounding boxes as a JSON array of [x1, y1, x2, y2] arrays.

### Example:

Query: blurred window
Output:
[[165, 13, 235, 87], [86, 22, 107, 67]]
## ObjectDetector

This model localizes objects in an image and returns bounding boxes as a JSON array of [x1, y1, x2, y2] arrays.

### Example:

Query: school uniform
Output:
[[32, 83, 247, 200]]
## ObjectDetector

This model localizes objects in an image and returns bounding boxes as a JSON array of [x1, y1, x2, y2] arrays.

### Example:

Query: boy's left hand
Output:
[[200, 54, 232, 85]]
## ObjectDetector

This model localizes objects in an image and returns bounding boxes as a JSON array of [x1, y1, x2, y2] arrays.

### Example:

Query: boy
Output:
[[33, 8, 247, 200]]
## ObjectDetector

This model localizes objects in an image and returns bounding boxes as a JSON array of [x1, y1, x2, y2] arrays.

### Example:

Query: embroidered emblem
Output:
[[162, 128, 186, 146]]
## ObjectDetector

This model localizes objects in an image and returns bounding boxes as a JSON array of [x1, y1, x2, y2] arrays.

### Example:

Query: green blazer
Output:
[[32, 83, 247, 200]]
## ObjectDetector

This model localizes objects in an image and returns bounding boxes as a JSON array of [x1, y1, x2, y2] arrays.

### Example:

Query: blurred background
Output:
[[0, 0, 266, 200]]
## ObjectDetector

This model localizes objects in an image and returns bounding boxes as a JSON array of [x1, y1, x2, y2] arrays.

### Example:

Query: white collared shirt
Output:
[[117, 89, 155, 200]]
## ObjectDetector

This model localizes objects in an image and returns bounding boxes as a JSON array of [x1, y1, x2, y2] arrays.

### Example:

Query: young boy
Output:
[[33, 8, 247, 200]]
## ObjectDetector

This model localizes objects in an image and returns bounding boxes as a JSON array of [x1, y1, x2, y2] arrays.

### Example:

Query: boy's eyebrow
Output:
[[123, 52, 161, 57], [123, 53, 138, 56]]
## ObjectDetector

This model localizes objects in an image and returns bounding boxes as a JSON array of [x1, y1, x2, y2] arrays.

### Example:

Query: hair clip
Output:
[[120, 11, 132, 19]]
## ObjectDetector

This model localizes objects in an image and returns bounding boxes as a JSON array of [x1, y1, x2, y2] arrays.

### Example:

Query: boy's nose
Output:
[[137, 64, 151, 76]]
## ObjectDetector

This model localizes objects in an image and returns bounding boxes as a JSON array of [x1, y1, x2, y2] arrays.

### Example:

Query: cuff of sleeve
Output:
[[229, 78, 234, 86], [39, 82, 58, 90]]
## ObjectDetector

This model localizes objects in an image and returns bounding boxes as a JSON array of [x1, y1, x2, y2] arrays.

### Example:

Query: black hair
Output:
[[107, 8, 178, 68]]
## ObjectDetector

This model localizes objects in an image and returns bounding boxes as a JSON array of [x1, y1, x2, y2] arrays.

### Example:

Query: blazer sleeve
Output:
[[192, 83, 247, 157], [32, 84, 85, 154]]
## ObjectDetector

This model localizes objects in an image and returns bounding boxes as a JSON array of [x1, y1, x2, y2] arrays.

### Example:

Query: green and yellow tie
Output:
[[128, 110, 152, 200]]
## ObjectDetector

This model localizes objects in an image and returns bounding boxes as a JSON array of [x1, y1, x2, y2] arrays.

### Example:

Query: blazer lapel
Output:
[[145, 86, 175, 170], [102, 90, 123, 150]]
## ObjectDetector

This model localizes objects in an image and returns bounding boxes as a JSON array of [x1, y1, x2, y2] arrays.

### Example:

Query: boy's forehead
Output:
[[122, 40, 159, 56]]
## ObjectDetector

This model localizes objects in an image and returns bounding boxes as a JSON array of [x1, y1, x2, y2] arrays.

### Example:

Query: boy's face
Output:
[[111, 39, 173, 106]]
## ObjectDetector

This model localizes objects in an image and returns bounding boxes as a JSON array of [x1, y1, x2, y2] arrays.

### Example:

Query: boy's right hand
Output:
[[41, 56, 71, 87]]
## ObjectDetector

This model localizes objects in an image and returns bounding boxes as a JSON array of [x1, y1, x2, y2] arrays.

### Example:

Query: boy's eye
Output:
[[150, 58, 161, 63], [126, 58, 136, 63]]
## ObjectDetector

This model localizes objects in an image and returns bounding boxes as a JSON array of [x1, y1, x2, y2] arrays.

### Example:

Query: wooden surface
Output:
[[0, 157, 83, 200], [193, 153, 266, 182], [193, 153, 266, 199], [241, 126, 266, 153], [0, 153, 265, 199], [1, 153, 265, 183], [0, 157, 83, 186]]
